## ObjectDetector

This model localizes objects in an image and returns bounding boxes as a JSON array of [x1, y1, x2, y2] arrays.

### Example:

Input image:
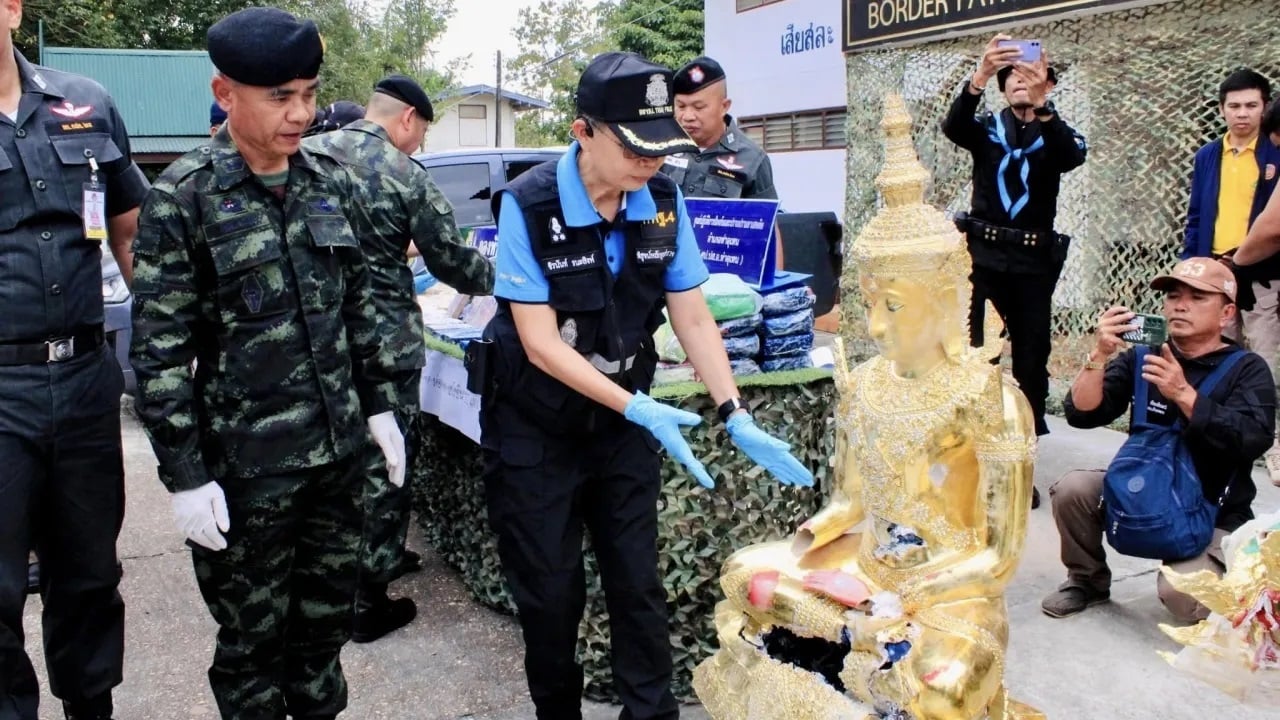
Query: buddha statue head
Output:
[[852, 94, 972, 377]]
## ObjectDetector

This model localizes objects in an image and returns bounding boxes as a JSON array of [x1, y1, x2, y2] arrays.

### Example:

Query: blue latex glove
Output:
[[623, 392, 715, 489], [726, 413, 814, 487]]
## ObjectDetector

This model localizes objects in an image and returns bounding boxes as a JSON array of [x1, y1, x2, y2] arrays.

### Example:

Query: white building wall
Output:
[[704, 0, 847, 217], [424, 95, 522, 152]]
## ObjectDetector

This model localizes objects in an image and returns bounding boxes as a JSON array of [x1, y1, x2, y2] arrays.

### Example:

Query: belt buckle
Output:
[[47, 337, 75, 363]]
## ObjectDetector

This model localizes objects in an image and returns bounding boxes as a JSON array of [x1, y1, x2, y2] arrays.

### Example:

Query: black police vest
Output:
[[485, 160, 680, 425]]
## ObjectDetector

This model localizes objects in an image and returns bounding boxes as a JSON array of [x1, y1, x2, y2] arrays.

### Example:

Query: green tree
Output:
[[609, 0, 703, 70], [510, 0, 618, 147]]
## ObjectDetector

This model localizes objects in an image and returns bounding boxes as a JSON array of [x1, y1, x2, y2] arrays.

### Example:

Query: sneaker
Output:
[[1041, 585, 1109, 618], [351, 596, 417, 643], [1266, 449, 1280, 487]]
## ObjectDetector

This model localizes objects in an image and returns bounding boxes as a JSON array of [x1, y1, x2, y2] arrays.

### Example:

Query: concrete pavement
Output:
[[18, 404, 1279, 719]]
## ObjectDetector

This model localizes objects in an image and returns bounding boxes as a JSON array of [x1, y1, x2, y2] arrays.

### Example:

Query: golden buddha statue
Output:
[[692, 94, 1043, 720], [1157, 510, 1280, 705]]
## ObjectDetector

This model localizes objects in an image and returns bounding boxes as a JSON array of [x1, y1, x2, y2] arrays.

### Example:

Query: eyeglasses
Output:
[[588, 121, 646, 161]]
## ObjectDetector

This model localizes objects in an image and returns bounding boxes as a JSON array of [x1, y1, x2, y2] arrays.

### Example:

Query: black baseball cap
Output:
[[375, 74, 434, 122], [997, 65, 1058, 91], [575, 52, 696, 158]]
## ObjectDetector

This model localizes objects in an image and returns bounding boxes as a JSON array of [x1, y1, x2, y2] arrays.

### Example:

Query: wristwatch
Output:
[[717, 397, 748, 422], [1033, 104, 1056, 119], [1082, 352, 1106, 371]]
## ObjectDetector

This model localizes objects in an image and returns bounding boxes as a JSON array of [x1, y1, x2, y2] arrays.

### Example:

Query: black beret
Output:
[[303, 101, 366, 136], [673, 56, 726, 95], [207, 7, 323, 87], [997, 64, 1058, 91], [374, 75, 434, 121]]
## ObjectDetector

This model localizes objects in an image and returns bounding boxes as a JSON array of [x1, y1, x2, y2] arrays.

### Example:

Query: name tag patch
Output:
[[542, 250, 601, 275], [208, 214, 261, 238], [46, 118, 109, 135], [664, 155, 689, 170], [635, 246, 676, 265]]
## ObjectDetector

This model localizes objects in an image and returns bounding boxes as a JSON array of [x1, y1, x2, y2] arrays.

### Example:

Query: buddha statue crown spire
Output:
[[852, 94, 970, 286]]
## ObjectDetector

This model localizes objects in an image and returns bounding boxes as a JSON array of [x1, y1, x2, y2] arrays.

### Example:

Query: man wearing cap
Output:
[[1041, 258, 1274, 621], [479, 51, 812, 719], [0, 0, 149, 718], [305, 74, 494, 643], [665, 56, 775, 200], [210, 101, 226, 137], [303, 99, 365, 137], [130, 7, 404, 719], [944, 34, 1088, 508]]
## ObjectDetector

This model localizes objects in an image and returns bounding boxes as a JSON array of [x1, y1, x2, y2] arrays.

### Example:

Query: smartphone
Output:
[[997, 39, 1042, 63], [1120, 313, 1168, 347]]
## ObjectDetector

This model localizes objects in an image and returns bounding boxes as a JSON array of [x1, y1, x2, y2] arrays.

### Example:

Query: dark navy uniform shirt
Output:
[[0, 51, 149, 343]]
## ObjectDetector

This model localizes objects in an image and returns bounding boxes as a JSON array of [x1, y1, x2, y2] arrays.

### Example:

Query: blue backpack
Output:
[[1103, 347, 1245, 561]]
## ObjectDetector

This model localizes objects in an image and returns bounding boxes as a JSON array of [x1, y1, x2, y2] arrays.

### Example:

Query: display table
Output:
[[412, 333, 837, 701]]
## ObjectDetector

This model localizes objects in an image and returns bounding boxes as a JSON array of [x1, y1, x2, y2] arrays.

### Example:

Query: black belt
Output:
[[0, 326, 105, 366], [965, 217, 1053, 249]]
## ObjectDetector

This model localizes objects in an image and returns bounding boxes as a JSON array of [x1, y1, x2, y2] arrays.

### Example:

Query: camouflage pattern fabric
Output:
[[660, 117, 777, 200], [130, 127, 398, 494], [358, 378, 420, 587], [191, 456, 365, 719], [305, 119, 494, 381]]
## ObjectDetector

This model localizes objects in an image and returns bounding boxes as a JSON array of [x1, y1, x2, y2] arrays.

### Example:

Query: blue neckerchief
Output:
[[987, 111, 1044, 219]]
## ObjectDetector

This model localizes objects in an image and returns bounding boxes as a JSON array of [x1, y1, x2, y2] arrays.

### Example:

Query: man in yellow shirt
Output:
[[1186, 69, 1280, 480]]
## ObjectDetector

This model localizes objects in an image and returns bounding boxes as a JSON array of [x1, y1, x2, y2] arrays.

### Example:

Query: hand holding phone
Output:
[[1119, 313, 1168, 347], [997, 39, 1042, 63]]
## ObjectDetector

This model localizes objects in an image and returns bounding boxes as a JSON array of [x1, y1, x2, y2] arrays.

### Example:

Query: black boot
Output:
[[63, 694, 113, 720], [392, 549, 423, 580], [352, 584, 416, 644]]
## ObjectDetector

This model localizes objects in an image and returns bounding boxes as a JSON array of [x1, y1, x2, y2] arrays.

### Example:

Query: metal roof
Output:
[[40, 47, 214, 139], [129, 136, 209, 156], [437, 84, 550, 111]]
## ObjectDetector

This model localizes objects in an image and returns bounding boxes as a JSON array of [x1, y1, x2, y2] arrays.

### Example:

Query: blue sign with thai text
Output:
[[684, 198, 781, 287], [467, 226, 498, 259]]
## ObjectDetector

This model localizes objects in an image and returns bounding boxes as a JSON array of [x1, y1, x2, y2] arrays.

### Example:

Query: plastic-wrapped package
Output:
[[730, 358, 762, 377], [762, 332, 814, 358], [761, 286, 815, 316], [703, 273, 764, 321], [718, 313, 763, 338], [723, 334, 761, 360], [654, 362, 697, 385], [653, 315, 687, 363], [763, 308, 815, 337], [762, 354, 813, 373]]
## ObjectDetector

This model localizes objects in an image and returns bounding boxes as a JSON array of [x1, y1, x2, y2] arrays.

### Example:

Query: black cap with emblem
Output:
[[374, 74, 435, 121], [673, 56, 727, 95], [207, 7, 324, 87], [576, 52, 697, 158]]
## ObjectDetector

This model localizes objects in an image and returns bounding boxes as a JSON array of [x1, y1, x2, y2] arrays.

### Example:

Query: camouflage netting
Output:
[[410, 371, 837, 701], [840, 0, 1280, 397]]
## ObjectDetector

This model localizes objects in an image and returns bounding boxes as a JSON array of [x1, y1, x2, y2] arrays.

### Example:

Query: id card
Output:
[[82, 183, 107, 241]]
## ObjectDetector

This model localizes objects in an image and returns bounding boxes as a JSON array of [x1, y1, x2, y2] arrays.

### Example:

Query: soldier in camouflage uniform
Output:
[[305, 74, 494, 642], [664, 56, 777, 200], [128, 8, 404, 719]]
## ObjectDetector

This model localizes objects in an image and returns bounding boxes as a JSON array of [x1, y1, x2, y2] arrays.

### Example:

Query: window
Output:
[[459, 104, 488, 146], [738, 108, 847, 153], [425, 162, 493, 226], [504, 160, 544, 183], [736, 0, 786, 11]]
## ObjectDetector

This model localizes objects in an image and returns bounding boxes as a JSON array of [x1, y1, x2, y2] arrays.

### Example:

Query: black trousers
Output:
[[0, 346, 125, 720], [482, 402, 678, 720], [969, 266, 1058, 436]]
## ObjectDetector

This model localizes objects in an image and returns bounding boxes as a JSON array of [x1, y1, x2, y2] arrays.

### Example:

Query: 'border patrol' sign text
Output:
[[842, 0, 1171, 51]]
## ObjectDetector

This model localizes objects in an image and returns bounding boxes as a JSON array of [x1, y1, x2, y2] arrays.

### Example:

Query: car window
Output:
[[426, 162, 493, 226], [504, 160, 545, 183]]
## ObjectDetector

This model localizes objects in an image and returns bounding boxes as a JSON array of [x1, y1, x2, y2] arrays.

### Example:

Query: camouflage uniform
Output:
[[305, 119, 493, 591], [130, 127, 397, 719], [660, 116, 777, 199]]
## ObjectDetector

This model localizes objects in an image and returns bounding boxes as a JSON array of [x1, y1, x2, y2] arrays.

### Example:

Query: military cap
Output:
[[207, 7, 323, 87], [304, 100, 366, 137], [209, 102, 227, 127], [575, 52, 696, 158], [997, 64, 1058, 91], [374, 75, 434, 122], [673, 56, 727, 95]]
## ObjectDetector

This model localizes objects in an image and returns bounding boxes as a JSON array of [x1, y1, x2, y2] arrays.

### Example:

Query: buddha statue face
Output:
[[859, 271, 960, 374]]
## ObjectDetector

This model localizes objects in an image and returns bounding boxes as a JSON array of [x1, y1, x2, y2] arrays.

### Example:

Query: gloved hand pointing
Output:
[[172, 481, 231, 551], [726, 413, 814, 487], [624, 392, 715, 489], [368, 411, 406, 488]]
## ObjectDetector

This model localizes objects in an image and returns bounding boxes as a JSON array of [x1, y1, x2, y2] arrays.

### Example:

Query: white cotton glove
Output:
[[368, 411, 406, 488], [172, 481, 231, 551]]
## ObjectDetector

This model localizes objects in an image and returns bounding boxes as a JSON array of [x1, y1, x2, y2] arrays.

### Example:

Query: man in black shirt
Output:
[[1043, 258, 1274, 621], [944, 35, 1088, 449]]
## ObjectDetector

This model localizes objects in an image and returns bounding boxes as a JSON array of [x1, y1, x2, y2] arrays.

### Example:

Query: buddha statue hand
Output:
[[624, 391, 715, 488], [726, 413, 815, 487], [803, 570, 872, 607]]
